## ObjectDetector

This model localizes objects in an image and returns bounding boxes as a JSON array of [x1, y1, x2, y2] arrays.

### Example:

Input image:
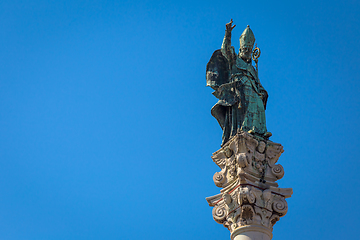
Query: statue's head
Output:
[[224, 147, 233, 158], [239, 25, 255, 62], [257, 141, 266, 153]]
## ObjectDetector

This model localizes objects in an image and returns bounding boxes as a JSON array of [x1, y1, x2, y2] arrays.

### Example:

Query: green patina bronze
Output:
[[206, 20, 271, 146]]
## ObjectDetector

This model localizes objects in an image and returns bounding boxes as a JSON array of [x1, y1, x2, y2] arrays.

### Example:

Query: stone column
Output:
[[206, 131, 292, 240]]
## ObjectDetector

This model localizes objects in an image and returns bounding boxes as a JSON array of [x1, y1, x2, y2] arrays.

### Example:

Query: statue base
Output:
[[206, 131, 292, 240]]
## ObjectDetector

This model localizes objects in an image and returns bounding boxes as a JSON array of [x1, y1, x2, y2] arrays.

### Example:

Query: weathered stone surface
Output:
[[206, 131, 292, 239]]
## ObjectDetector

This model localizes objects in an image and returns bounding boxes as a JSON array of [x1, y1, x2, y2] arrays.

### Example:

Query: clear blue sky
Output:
[[0, 0, 359, 239]]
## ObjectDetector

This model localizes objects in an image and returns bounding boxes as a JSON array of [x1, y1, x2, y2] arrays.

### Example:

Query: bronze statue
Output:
[[206, 20, 271, 145]]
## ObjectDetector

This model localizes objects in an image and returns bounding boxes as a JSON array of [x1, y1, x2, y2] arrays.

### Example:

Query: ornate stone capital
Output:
[[206, 131, 292, 239]]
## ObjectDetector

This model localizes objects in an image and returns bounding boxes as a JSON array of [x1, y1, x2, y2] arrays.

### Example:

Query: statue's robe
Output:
[[206, 50, 268, 146]]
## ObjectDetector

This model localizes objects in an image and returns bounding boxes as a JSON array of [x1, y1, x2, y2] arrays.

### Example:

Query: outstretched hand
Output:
[[226, 19, 236, 32]]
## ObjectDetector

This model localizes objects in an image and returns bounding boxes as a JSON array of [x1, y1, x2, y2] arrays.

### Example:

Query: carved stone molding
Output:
[[206, 131, 292, 238]]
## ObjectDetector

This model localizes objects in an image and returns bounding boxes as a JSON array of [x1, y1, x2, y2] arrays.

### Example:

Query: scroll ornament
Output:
[[206, 132, 292, 234]]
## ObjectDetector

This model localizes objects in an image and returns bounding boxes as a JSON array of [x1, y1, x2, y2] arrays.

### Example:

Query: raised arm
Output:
[[221, 19, 236, 62]]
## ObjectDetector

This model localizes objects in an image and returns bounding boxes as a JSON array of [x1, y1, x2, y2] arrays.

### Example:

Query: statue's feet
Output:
[[248, 129, 255, 134], [264, 132, 272, 138]]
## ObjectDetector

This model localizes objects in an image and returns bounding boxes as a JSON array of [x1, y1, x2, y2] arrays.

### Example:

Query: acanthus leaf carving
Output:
[[239, 205, 255, 226], [269, 214, 280, 228], [206, 132, 292, 234], [254, 206, 272, 227]]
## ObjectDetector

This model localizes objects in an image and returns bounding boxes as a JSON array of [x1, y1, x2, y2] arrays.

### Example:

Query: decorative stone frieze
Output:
[[206, 131, 292, 240]]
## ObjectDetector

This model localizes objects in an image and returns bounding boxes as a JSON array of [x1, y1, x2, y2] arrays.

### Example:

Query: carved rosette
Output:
[[206, 131, 292, 237]]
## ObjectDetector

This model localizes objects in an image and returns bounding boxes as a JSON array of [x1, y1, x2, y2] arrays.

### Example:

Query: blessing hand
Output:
[[226, 19, 236, 32]]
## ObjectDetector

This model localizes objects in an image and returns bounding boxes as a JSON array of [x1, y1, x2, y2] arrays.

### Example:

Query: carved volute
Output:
[[206, 132, 292, 238]]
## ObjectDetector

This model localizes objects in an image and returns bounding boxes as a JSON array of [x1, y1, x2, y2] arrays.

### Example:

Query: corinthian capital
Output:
[[206, 131, 293, 239]]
